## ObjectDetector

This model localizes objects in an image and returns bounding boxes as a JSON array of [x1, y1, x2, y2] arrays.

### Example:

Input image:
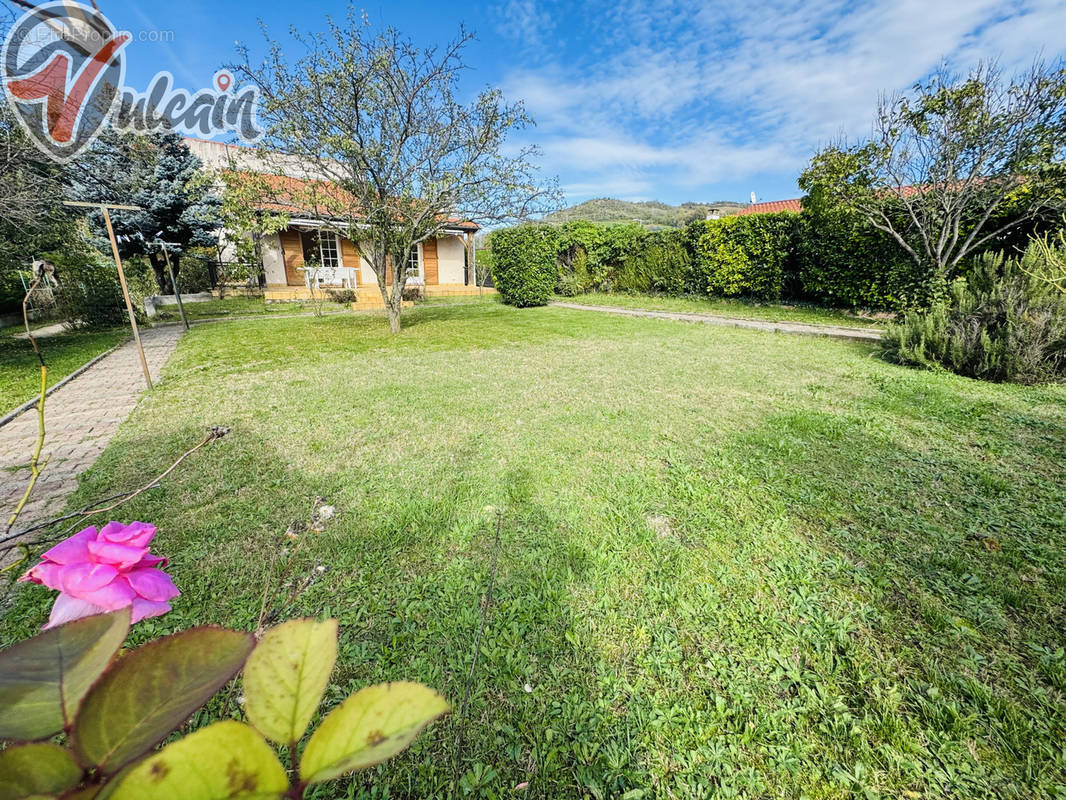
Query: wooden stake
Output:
[[101, 206, 153, 389]]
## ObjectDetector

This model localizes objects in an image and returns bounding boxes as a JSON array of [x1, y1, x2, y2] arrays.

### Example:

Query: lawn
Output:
[[564, 291, 890, 329], [4, 303, 1065, 798], [150, 295, 352, 322], [0, 325, 127, 414]]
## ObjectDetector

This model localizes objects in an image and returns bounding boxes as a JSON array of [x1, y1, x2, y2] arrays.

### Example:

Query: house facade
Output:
[[258, 222, 485, 306], [183, 137, 493, 307]]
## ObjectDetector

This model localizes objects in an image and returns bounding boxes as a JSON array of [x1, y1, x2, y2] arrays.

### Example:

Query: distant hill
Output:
[[542, 198, 748, 229]]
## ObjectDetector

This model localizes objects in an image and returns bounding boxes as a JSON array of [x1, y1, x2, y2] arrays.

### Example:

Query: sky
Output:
[[73, 0, 1066, 206]]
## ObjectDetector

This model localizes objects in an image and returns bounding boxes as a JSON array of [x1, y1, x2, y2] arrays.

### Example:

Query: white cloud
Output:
[[501, 0, 1066, 203], [491, 0, 556, 50]]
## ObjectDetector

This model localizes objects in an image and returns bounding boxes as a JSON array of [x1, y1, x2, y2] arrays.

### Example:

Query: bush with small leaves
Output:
[[53, 250, 129, 328], [491, 224, 559, 307], [882, 244, 1066, 383], [693, 213, 799, 300]]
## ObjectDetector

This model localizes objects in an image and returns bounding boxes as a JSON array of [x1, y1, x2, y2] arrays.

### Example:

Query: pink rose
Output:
[[20, 522, 179, 629]]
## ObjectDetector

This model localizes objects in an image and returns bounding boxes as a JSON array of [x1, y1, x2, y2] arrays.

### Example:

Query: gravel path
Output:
[[550, 301, 884, 342]]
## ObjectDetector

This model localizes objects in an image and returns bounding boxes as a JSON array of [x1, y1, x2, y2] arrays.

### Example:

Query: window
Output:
[[301, 230, 340, 269], [407, 244, 424, 282], [318, 231, 340, 269]]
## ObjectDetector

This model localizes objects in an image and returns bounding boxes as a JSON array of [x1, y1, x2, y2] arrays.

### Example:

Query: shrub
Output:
[[555, 221, 646, 293], [54, 250, 129, 328], [556, 221, 602, 294], [694, 213, 798, 300], [327, 288, 358, 304], [795, 194, 936, 310], [882, 245, 1066, 383], [491, 224, 559, 307], [615, 229, 692, 295], [176, 253, 215, 293]]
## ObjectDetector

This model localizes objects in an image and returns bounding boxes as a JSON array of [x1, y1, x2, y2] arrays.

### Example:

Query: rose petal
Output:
[[57, 562, 119, 594], [43, 594, 106, 630], [39, 528, 96, 565], [19, 561, 66, 591], [99, 521, 156, 548], [129, 598, 172, 623], [76, 575, 136, 610], [133, 552, 168, 569], [87, 540, 148, 570], [125, 568, 180, 602]]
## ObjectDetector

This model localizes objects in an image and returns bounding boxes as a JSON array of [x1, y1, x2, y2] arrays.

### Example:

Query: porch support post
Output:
[[465, 231, 475, 287]]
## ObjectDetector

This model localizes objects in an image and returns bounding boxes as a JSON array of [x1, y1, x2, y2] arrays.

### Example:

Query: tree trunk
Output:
[[170, 253, 181, 293], [148, 252, 170, 294], [372, 246, 404, 333]]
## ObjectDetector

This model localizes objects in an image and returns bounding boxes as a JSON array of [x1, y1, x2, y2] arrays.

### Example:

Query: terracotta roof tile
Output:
[[224, 171, 479, 231], [736, 198, 803, 215]]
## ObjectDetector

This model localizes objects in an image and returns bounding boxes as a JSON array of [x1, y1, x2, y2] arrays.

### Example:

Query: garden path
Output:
[[0, 326, 183, 531], [551, 301, 884, 342]]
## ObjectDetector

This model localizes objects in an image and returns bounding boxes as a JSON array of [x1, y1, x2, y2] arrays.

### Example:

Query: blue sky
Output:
[[102, 0, 1066, 206]]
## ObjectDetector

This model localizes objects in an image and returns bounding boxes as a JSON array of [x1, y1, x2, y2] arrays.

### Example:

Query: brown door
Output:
[[340, 236, 360, 285], [280, 230, 304, 286]]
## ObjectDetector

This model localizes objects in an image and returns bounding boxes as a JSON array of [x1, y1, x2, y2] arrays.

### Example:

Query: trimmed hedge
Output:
[[692, 213, 798, 300], [616, 229, 692, 295], [491, 225, 559, 307], [491, 204, 1011, 311], [795, 204, 932, 309]]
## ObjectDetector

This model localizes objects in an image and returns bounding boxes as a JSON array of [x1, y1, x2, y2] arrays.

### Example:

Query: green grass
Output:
[[4, 304, 1066, 798], [565, 291, 891, 329], [419, 293, 502, 306], [150, 296, 351, 322], [0, 325, 127, 413]]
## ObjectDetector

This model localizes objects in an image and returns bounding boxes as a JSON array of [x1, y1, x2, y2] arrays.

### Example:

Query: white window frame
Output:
[[407, 242, 424, 284], [318, 231, 340, 270]]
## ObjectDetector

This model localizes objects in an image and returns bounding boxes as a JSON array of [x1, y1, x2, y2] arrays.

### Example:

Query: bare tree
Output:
[[231, 13, 560, 332], [0, 105, 67, 229], [801, 61, 1066, 294]]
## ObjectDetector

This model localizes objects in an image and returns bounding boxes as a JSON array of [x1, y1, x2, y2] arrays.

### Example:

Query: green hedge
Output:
[[616, 229, 691, 295], [692, 213, 798, 300], [54, 250, 129, 328], [555, 221, 645, 295], [491, 206, 985, 311], [795, 203, 933, 309], [491, 225, 559, 307]]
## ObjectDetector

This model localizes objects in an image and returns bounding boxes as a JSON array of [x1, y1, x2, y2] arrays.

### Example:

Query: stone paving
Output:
[[1, 326, 183, 531], [550, 301, 885, 342]]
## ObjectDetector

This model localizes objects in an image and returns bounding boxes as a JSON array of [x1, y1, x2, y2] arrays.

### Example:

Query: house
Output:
[[736, 198, 803, 215], [258, 216, 482, 306], [184, 138, 493, 307]]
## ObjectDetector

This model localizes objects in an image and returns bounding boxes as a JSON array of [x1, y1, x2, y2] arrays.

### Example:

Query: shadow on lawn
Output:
[[6, 359, 1066, 798], [714, 383, 1066, 796]]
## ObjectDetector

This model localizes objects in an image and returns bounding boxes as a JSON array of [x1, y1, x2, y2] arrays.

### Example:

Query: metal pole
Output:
[[161, 246, 189, 331], [101, 206, 153, 389]]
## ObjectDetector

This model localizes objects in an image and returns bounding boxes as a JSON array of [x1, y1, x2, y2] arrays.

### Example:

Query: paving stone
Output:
[[1, 327, 183, 533]]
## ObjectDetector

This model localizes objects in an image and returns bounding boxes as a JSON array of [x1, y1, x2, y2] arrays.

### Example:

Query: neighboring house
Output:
[[184, 138, 492, 307], [736, 198, 803, 215]]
